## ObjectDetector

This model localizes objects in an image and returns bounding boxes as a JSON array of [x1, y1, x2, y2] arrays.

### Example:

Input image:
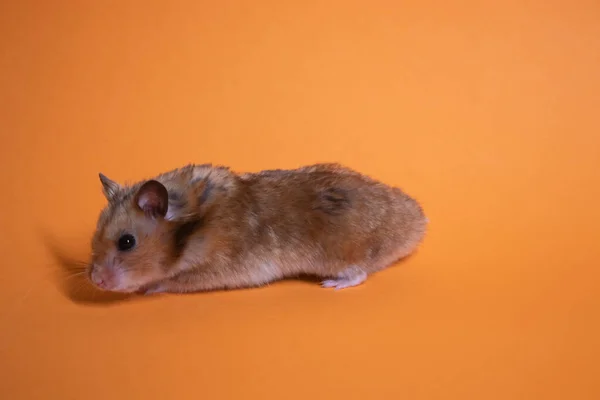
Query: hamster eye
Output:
[[117, 234, 136, 251]]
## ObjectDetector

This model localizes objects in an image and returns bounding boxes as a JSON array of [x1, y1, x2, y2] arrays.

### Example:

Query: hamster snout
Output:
[[88, 263, 138, 293], [89, 263, 118, 291]]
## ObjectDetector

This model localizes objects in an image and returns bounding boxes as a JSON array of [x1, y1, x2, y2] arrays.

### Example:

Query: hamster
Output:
[[87, 163, 427, 294]]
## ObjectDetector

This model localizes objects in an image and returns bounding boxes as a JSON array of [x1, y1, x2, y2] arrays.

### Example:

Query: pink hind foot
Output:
[[321, 266, 367, 290]]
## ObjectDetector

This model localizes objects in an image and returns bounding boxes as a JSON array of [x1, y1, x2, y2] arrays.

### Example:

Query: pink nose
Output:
[[90, 268, 114, 289]]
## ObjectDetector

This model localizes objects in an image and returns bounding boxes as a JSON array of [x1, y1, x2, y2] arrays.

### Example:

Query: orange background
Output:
[[1, 1, 599, 399]]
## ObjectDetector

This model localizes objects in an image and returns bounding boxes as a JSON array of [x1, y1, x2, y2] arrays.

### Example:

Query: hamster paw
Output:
[[137, 283, 166, 295], [144, 287, 165, 295], [321, 266, 367, 290]]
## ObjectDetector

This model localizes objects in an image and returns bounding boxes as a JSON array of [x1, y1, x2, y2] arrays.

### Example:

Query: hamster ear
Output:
[[99, 173, 121, 200], [134, 180, 168, 218]]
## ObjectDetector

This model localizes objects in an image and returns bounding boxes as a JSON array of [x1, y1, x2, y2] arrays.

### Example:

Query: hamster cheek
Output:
[[106, 267, 142, 293], [117, 266, 165, 293]]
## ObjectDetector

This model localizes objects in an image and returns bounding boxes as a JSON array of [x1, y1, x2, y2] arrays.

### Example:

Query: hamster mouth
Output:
[[88, 273, 139, 294]]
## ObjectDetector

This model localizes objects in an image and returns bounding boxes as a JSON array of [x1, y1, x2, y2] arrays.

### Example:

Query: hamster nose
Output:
[[90, 267, 113, 289]]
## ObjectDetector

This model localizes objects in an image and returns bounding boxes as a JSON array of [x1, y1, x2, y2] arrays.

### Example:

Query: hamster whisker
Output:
[[61, 271, 88, 280], [72, 262, 90, 269]]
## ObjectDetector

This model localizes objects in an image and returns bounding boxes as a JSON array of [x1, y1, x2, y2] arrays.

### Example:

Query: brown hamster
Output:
[[87, 163, 427, 294]]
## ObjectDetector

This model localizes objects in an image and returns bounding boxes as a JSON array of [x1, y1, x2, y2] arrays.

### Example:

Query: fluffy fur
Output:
[[87, 163, 427, 294]]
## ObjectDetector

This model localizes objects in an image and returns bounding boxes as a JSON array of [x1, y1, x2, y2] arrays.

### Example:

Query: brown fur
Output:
[[87, 163, 428, 294]]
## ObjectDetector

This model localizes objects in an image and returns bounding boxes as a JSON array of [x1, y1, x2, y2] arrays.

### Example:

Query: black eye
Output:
[[117, 234, 136, 251]]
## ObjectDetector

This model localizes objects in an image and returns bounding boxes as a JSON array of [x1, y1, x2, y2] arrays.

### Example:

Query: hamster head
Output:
[[87, 174, 173, 293]]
